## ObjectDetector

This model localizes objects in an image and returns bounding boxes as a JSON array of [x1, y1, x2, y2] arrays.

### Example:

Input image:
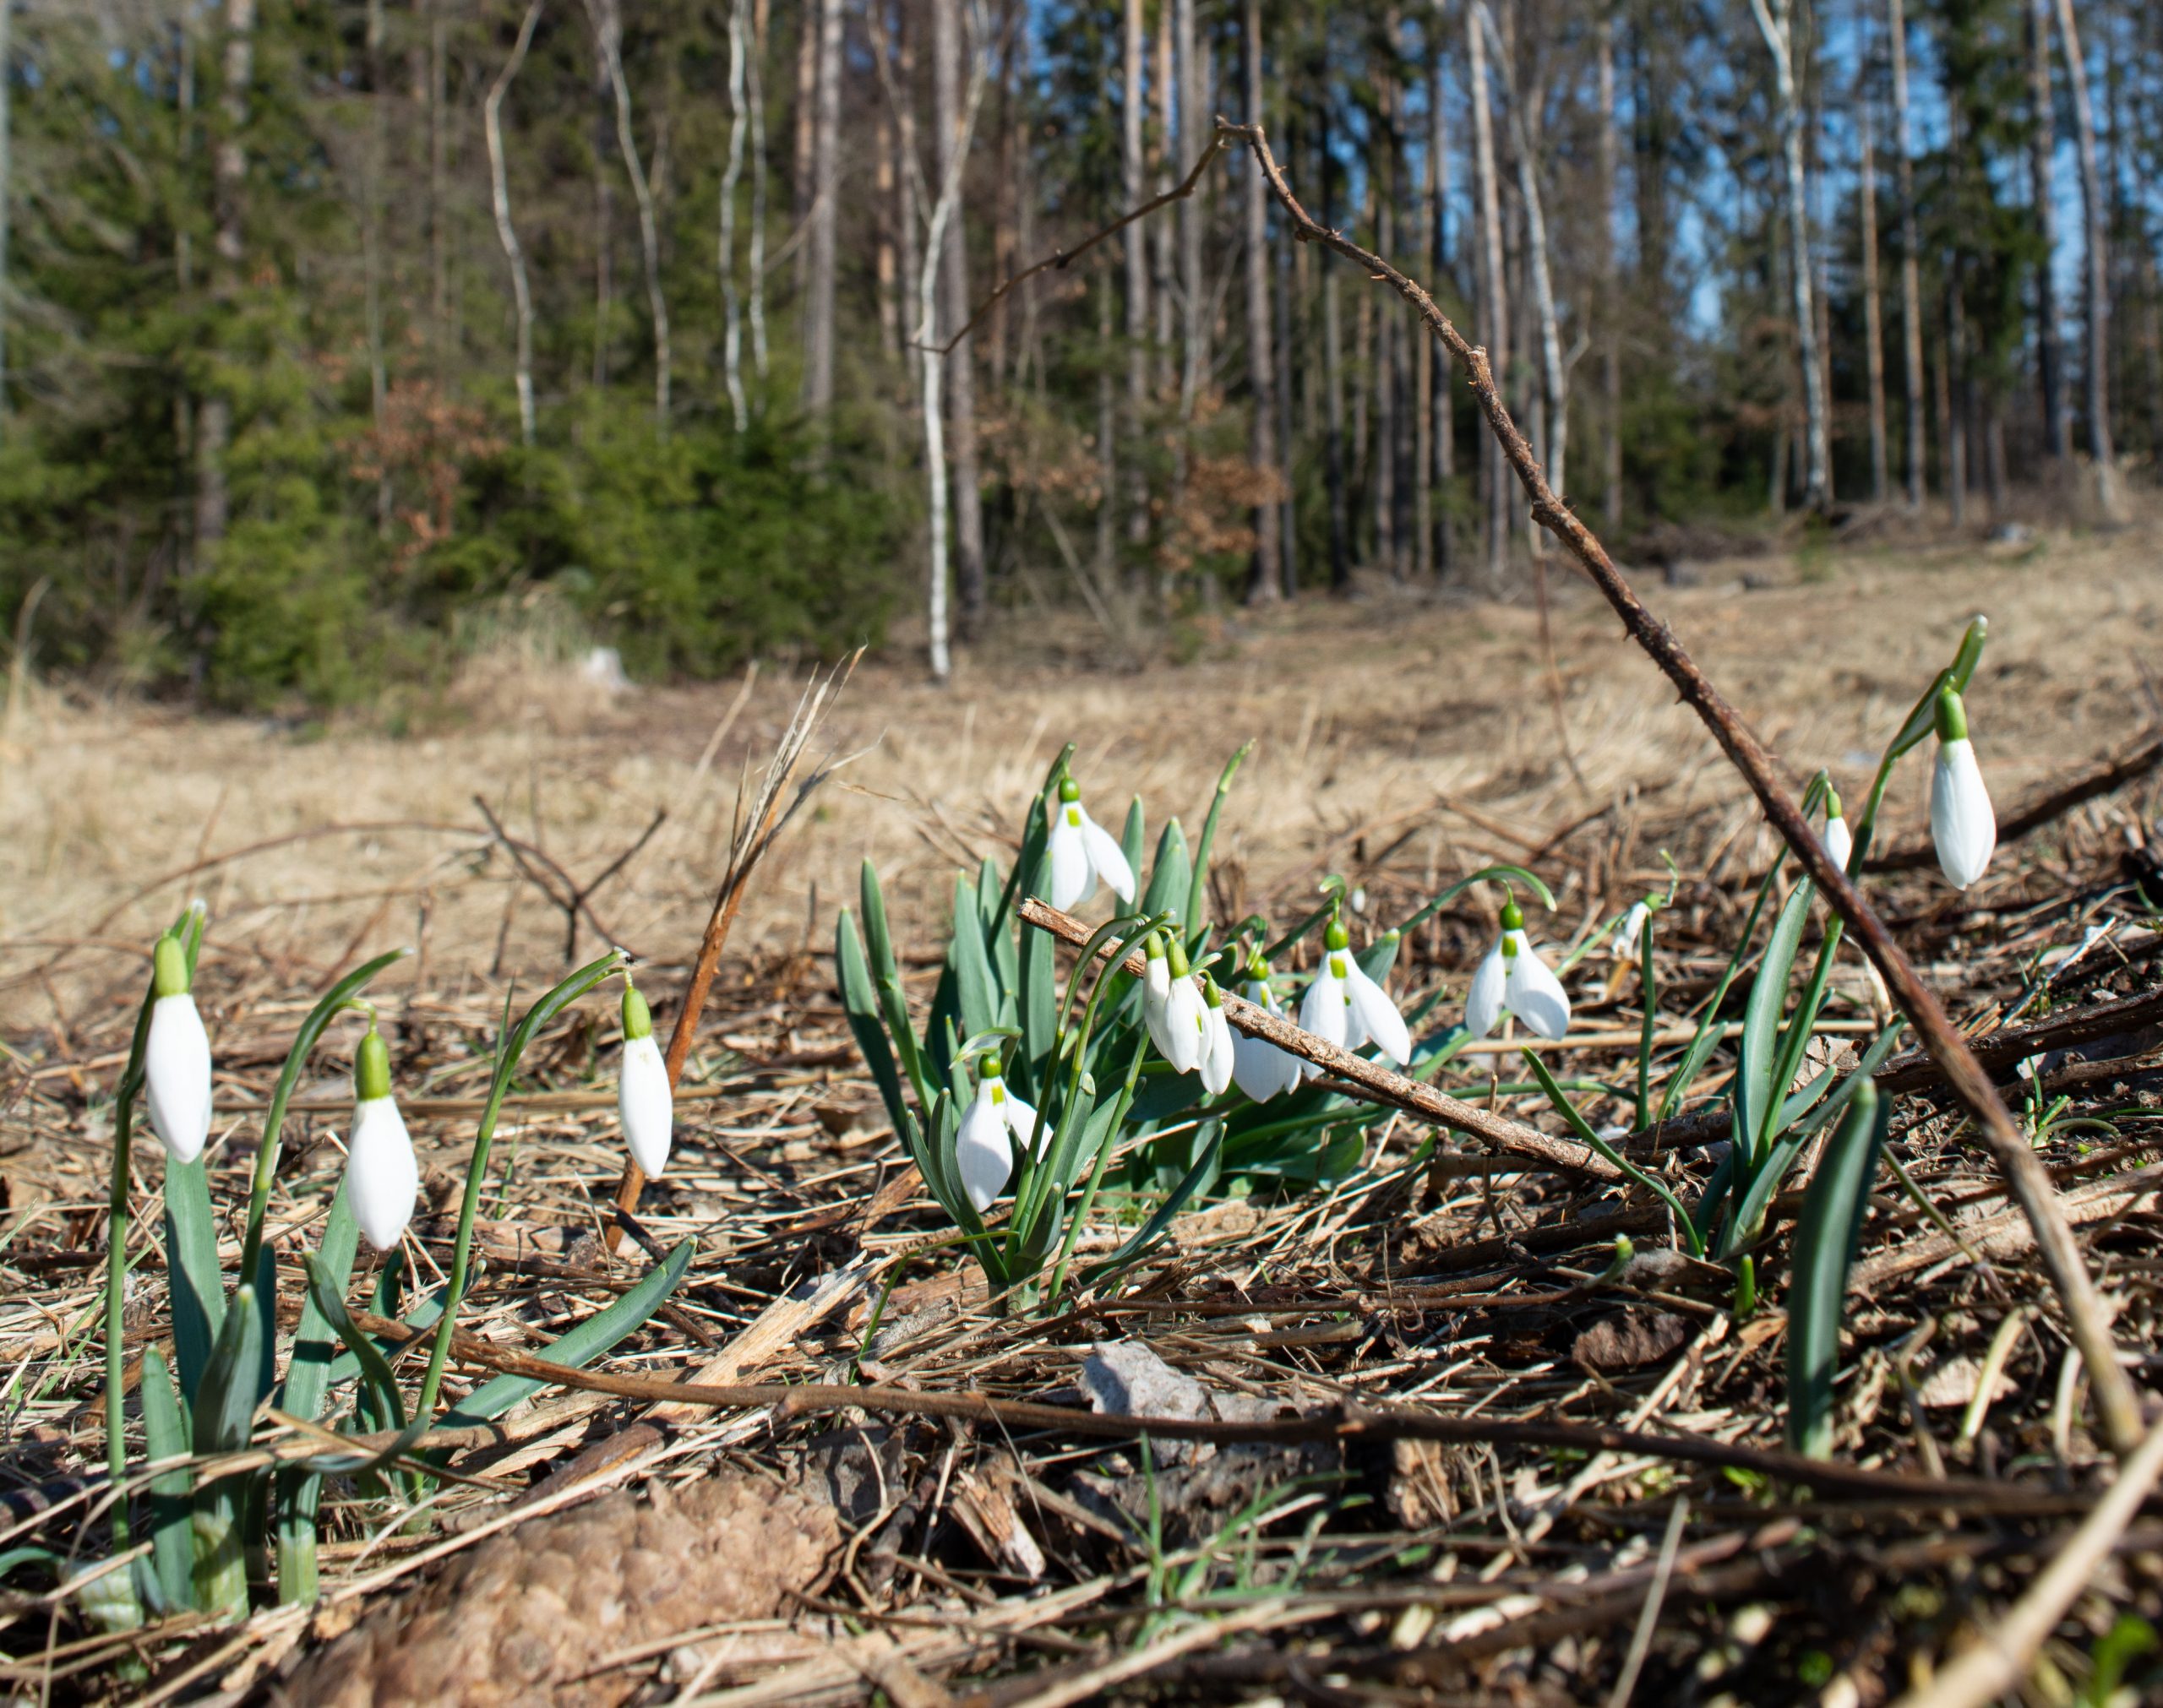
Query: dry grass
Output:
[[6, 521, 2163, 1704]]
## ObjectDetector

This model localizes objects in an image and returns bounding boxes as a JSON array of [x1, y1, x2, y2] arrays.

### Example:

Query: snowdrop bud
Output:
[[144, 933, 213, 1165], [1199, 976, 1236, 1096], [1611, 900, 1650, 965], [1141, 933, 1176, 1058], [1043, 775, 1137, 910], [1929, 688, 1995, 890], [618, 976, 674, 1178], [1823, 787, 1853, 875], [346, 1023, 418, 1251]]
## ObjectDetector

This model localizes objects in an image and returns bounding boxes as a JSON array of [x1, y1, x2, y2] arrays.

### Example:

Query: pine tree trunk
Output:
[[1888, 0, 1927, 507], [485, 0, 545, 448], [934, 0, 986, 634], [1856, 0, 1889, 501], [1240, 0, 1281, 604], [1152, 1, 1176, 389], [801, 0, 842, 431], [1941, 274, 1966, 526], [2052, 0, 2117, 514], [1123, 0, 1150, 552], [748, 0, 771, 380], [1274, 139, 1299, 596], [1466, 2, 1509, 579], [1321, 107, 1349, 592], [1414, 30, 1436, 584], [428, 0, 450, 380], [2029, 0, 2065, 458], [1374, 71, 1398, 582], [793, 3, 816, 296], [364, 0, 390, 524], [1174, 0, 1203, 418], [0, 0, 11, 444], [193, 0, 256, 571], [1598, 7, 1621, 526]]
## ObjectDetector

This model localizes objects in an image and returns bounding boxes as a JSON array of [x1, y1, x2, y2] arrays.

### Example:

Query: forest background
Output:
[[0, 0, 2155, 707]]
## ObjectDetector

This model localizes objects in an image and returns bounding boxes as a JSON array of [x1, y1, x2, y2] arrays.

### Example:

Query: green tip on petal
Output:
[[1248, 949, 1272, 982], [1059, 777, 1081, 802], [622, 979, 654, 1042], [1165, 936, 1192, 979], [1145, 931, 1166, 961], [1825, 786, 1844, 820], [152, 933, 190, 998], [355, 1025, 392, 1102], [1323, 917, 1350, 953], [1499, 898, 1525, 933], [1934, 684, 1969, 743], [1203, 973, 1224, 1006]]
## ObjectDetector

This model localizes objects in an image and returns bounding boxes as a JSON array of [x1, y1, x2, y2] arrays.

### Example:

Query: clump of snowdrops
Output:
[[40, 920, 686, 1629]]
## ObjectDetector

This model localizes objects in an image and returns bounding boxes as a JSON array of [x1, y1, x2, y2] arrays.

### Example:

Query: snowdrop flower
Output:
[[954, 1064, 1041, 1211], [618, 973, 673, 1178], [1610, 900, 1651, 966], [1231, 956, 1303, 1103], [1043, 776, 1136, 911], [1198, 976, 1236, 1096], [144, 932, 213, 1165], [1929, 687, 1996, 890], [1297, 917, 1412, 1074], [1147, 935, 1208, 1074], [1822, 788, 1853, 875], [346, 1020, 417, 1251], [1465, 898, 1571, 1042]]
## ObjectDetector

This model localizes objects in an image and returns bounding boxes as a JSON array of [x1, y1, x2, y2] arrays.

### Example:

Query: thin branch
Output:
[[922, 128, 1232, 357]]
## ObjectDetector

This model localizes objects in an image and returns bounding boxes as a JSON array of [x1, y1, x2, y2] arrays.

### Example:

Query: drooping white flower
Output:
[[1297, 932, 1348, 1077], [954, 1066, 1041, 1211], [345, 1022, 418, 1252], [1141, 933, 1175, 1058], [1929, 688, 1996, 891], [1611, 900, 1651, 966], [1231, 960, 1303, 1103], [144, 933, 213, 1165], [1465, 899, 1571, 1042], [1043, 776, 1137, 911], [1822, 788, 1854, 875], [1298, 917, 1410, 1073], [618, 976, 674, 1178], [1156, 937, 1209, 1074], [1198, 977, 1236, 1096]]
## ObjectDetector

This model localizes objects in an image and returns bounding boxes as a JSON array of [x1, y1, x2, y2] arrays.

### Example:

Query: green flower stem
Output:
[[413, 954, 621, 1428], [102, 1090, 137, 1552], [1049, 1039, 1149, 1302]]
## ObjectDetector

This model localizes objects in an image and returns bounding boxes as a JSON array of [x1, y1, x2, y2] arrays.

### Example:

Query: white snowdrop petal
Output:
[[1078, 811, 1137, 903], [1824, 816, 1853, 874], [1464, 940, 1507, 1040], [1346, 964, 1412, 1066], [1298, 966, 1347, 1080], [1003, 1090, 1047, 1156], [346, 1096, 419, 1252], [955, 1088, 1013, 1211], [144, 994, 214, 1165], [1612, 901, 1649, 964], [1046, 818, 1089, 910], [618, 1034, 675, 1178], [1201, 1006, 1235, 1095], [1163, 981, 1207, 1074], [1930, 738, 1996, 891], [1503, 933, 1572, 1041]]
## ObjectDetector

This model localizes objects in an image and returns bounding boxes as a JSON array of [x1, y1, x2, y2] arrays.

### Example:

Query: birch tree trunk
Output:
[[1474, 1, 1565, 507], [1240, 0, 1281, 604], [1856, 0, 1889, 500], [2052, 0, 2117, 514], [588, 0, 671, 432], [486, 0, 546, 448], [1175, 0, 1203, 416], [1748, 0, 1829, 509], [801, 0, 842, 431], [934, 0, 986, 635], [1466, 3, 1509, 576], [2029, 0, 2065, 459], [1888, 0, 1926, 508], [193, 0, 257, 570], [721, 0, 752, 427], [748, 0, 771, 379], [918, 2, 989, 683]]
